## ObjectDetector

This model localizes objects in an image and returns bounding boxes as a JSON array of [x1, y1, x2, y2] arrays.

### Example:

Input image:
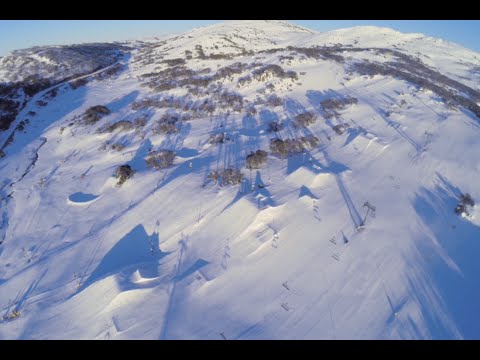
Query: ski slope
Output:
[[0, 20, 480, 339]]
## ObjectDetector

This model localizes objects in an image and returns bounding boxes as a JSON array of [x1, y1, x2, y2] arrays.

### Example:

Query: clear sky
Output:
[[0, 20, 479, 57]]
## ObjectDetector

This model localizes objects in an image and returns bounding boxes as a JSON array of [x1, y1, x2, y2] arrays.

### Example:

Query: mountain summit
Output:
[[0, 21, 479, 339]]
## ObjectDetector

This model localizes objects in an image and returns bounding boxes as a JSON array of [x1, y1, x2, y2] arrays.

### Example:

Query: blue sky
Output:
[[0, 20, 479, 57]]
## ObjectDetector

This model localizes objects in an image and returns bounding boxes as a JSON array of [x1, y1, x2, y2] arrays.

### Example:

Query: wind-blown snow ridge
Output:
[[0, 20, 479, 340]]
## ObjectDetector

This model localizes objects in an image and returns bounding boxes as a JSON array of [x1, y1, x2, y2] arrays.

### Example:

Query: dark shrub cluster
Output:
[[320, 96, 357, 118], [208, 168, 243, 186], [215, 91, 243, 111], [214, 62, 249, 81], [246, 150, 268, 169], [70, 78, 88, 90], [133, 117, 147, 128], [455, 193, 475, 216], [245, 105, 257, 117], [266, 94, 283, 107], [287, 46, 345, 63], [100, 120, 133, 133], [94, 63, 125, 81], [84, 105, 111, 125], [162, 58, 186, 67], [294, 111, 317, 127], [115, 164, 135, 186], [267, 121, 285, 133], [252, 65, 298, 82], [145, 150, 176, 169], [269, 135, 319, 158], [132, 96, 188, 111], [332, 123, 349, 135], [238, 75, 252, 87], [208, 132, 233, 144], [111, 143, 126, 151], [152, 113, 180, 134]]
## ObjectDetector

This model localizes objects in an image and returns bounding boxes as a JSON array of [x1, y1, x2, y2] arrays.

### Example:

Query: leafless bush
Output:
[[162, 58, 186, 67], [115, 164, 135, 186], [332, 123, 349, 135], [152, 113, 180, 134], [84, 105, 110, 125], [245, 105, 257, 117], [208, 133, 229, 144], [133, 117, 147, 128], [145, 150, 176, 169], [214, 62, 249, 80], [266, 94, 283, 107], [101, 120, 133, 133], [299, 135, 319, 148], [215, 91, 243, 111], [238, 75, 251, 87], [111, 143, 126, 151], [155, 122, 179, 134], [269, 136, 319, 158], [267, 121, 284, 133], [208, 168, 243, 186], [455, 193, 475, 216], [70, 78, 88, 89], [252, 64, 298, 82], [246, 150, 268, 169], [294, 111, 317, 127]]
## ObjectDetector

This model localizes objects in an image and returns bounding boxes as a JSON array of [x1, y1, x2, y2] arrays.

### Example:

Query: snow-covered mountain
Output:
[[1, 20, 479, 339]]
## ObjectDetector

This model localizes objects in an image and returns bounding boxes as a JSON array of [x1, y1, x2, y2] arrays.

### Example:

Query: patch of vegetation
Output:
[[455, 193, 475, 217], [294, 111, 317, 127], [115, 164, 135, 186], [100, 120, 133, 133], [246, 150, 268, 169], [269, 135, 319, 158], [267, 121, 285, 133], [145, 150, 176, 169], [84, 105, 111, 125], [208, 168, 243, 186]]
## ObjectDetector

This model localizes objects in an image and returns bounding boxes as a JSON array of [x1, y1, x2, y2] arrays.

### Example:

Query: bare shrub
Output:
[[267, 121, 285, 133], [246, 150, 268, 169], [269, 136, 319, 158], [208, 168, 243, 186], [294, 111, 317, 127], [162, 58, 186, 66], [145, 150, 176, 169], [238, 75, 251, 87], [266, 94, 283, 107], [252, 64, 298, 82], [70, 78, 88, 89], [111, 143, 125, 151], [299, 135, 319, 148], [102, 120, 133, 133], [84, 105, 110, 125], [152, 113, 180, 134], [455, 193, 475, 216], [208, 133, 228, 144], [332, 123, 349, 135], [115, 164, 135, 186], [133, 117, 147, 128], [246, 105, 257, 117]]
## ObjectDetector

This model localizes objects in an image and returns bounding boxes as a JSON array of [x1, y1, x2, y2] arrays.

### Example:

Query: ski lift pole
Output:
[[362, 201, 376, 226]]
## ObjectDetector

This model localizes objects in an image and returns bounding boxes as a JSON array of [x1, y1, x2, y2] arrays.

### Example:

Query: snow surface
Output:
[[0, 20, 480, 339]]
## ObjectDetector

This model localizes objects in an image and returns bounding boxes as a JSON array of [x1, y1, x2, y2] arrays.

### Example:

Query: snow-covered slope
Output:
[[1, 20, 480, 339]]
